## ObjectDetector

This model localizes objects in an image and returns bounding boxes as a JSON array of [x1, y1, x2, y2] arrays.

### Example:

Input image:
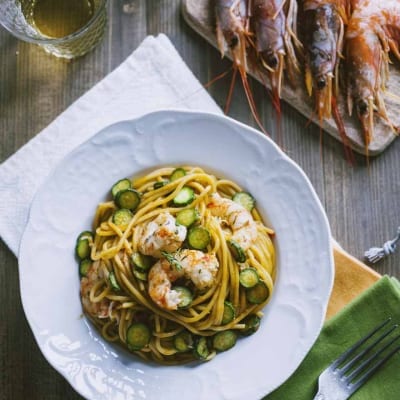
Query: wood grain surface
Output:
[[0, 1, 399, 399], [182, 0, 399, 155]]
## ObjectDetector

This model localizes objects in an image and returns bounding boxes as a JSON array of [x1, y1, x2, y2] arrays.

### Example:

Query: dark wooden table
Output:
[[1, 1, 399, 399]]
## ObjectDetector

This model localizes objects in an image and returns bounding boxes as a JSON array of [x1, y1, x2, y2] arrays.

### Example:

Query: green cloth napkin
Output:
[[265, 276, 400, 400]]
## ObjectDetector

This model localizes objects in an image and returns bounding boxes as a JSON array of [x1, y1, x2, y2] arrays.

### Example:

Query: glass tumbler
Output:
[[0, 0, 107, 59]]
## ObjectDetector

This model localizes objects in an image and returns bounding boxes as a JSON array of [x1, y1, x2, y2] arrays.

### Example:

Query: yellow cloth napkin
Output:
[[327, 243, 381, 319]]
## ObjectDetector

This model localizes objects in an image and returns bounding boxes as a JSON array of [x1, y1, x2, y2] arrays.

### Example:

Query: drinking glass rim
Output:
[[0, 0, 107, 45]]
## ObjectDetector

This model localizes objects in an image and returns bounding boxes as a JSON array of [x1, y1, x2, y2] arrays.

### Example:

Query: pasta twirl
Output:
[[76, 166, 275, 364]]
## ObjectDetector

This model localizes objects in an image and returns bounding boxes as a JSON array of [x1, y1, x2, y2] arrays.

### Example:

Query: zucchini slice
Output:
[[174, 330, 194, 352], [153, 180, 168, 189], [112, 209, 133, 228], [221, 301, 236, 325], [115, 188, 141, 211], [75, 238, 91, 260], [79, 259, 92, 277], [227, 240, 246, 263], [77, 230, 93, 242], [173, 286, 193, 309], [173, 186, 195, 206], [176, 208, 199, 227], [131, 252, 154, 271], [126, 322, 151, 351], [193, 336, 210, 360], [212, 330, 237, 352], [109, 270, 121, 291], [111, 178, 131, 198], [133, 269, 148, 281], [246, 281, 270, 304], [240, 314, 261, 336], [232, 192, 255, 211], [187, 226, 210, 250], [170, 167, 186, 181], [239, 268, 260, 288]]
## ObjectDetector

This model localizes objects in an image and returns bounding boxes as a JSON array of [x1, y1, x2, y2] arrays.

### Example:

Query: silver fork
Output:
[[313, 318, 400, 400]]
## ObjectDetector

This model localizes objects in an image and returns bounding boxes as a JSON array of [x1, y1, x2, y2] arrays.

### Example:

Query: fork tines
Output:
[[333, 318, 400, 391]]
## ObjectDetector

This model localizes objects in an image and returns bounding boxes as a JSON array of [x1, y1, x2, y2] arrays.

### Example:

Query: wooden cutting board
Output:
[[182, 0, 399, 156]]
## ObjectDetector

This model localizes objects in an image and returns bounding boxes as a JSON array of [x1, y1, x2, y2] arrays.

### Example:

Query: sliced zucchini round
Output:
[[126, 322, 151, 351], [109, 270, 121, 291], [153, 180, 168, 189], [75, 238, 91, 260], [232, 192, 255, 211], [170, 167, 186, 181], [212, 330, 237, 352], [174, 330, 194, 352], [173, 286, 193, 309], [133, 268, 148, 281], [246, 281, 270, 304], [173, 186, 195, 206], [239, 268, 260, 288], [187, 226, 211, 250], [131, 252, 154, 271], [79, 259, 92, 277], [112, 208, 133, 228], [193, 336, 210, 360], [111, 178, 131, 198], [221, 301, 236, 325], [77, 230, 93, 242], [240, 314, 261, 336], [176, 208, 199, 227], [115, 188, 141, 211], [227, 240, 246, 263]]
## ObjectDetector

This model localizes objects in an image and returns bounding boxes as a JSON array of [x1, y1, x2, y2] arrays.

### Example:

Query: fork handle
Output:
[[312, 393, 326, 400]]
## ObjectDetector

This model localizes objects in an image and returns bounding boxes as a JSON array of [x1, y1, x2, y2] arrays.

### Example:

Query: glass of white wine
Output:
[[0, 0, 107, 59]]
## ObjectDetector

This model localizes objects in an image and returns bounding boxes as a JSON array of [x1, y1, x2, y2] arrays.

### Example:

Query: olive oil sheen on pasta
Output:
[[31, 0, 95, 38]]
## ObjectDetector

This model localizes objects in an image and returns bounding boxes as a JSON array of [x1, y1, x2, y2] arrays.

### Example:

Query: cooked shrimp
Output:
[[80, 260, 110, 319], [207, 193, 257, 250], [148, 250, 219, 310], [345, 0, 400, 145], [137, 212, 187, 258]]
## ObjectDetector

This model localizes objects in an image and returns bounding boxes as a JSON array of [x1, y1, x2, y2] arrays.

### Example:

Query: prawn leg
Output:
[[215, 0, 269, 134]]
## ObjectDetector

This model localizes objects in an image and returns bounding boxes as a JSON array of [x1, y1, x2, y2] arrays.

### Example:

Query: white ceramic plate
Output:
[[19, 110, 334, 400]]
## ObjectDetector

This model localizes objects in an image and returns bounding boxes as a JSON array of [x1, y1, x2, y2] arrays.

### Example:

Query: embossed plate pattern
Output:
[[19, 110, 334, 400]]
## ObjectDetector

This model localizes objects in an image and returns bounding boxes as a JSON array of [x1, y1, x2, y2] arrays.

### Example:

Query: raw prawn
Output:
[[148, 250, 219, 310], [301, 0, 347, 119], [137, 212, 187, 258], [215, 0, 267, 133], [80, 260, 110, 319], [345, 0, 400, 145], [252, 0, 301, 108], [301, 0, 354, 161], [207, 192, 257, 250]]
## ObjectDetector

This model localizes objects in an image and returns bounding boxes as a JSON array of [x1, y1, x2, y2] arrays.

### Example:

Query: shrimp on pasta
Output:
[[76, 166, 275, 364]]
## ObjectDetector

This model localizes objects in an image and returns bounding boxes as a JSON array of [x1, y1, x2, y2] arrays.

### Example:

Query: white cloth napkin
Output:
[[0, 34, 221, 256]]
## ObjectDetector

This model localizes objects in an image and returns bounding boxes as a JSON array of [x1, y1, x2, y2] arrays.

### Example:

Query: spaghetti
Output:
[[76, 166, 275, 364]]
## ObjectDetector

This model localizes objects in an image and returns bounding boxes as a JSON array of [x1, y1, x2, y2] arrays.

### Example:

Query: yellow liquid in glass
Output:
[[32, 0, 94, 38]]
